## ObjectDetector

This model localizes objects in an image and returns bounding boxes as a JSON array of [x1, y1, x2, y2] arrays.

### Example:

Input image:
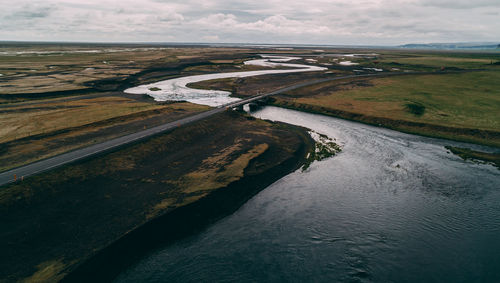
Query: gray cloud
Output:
[[418, 0, 500, 9], [0, 0, 498, 45], [5, 4, 55, 20]]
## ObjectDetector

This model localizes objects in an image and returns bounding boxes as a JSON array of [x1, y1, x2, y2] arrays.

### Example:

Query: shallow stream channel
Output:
[[115, 106, 500, 282]]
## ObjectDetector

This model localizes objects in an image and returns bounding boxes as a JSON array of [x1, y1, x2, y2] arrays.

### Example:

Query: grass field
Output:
[[0, 96, 168, 143], [289, 71, 500, 131], [0, 97, 209, 171], [272, 70, 500, 146], [373, 51, 500, 71], [0, 48, 172, 96]]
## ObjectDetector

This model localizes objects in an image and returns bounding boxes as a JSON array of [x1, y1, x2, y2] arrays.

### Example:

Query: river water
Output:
[[116, 106, 500, 282], [124, 55, 326, 106]]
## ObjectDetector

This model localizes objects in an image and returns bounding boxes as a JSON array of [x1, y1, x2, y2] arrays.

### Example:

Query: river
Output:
[[124, 55, 326, 106], [115, 106, 500, 282]]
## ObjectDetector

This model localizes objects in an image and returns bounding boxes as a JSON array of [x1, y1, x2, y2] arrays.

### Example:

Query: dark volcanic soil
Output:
[[0, 111, 313, 282]]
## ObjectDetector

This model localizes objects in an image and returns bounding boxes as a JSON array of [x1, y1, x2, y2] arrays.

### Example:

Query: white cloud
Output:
[[194, 14, 331, 35]]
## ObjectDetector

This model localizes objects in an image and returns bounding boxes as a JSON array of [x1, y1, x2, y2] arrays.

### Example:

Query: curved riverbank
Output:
[[62, 122, 313, 282], [115, 106, 500, 283], [271, 99, 500, 148], [0, 111, 314, 282]]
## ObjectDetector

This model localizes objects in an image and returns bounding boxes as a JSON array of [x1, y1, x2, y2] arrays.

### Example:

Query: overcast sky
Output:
[[1, 0, 499, 45]]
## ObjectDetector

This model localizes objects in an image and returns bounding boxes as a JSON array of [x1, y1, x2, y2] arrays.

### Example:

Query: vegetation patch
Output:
[[303, 131, 342, 170], [405, 102, 426, 116], [177, 143, 269, 193], [21, 260, 67, 283], [148, 87, 162, 91]]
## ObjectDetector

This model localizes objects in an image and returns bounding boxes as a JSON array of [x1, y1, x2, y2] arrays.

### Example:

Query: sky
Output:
[[1, 0, 499, 45]]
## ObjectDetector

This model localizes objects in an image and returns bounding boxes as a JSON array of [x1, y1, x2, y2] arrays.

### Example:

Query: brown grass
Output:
[[0, 96, 166, 143], [181, 143, 269, 193], [21, 260, 66, 283], [0, 99, 209, 172]]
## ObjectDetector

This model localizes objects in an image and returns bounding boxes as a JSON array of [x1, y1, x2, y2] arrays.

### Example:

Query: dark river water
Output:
[[116, 106, 500, 282]]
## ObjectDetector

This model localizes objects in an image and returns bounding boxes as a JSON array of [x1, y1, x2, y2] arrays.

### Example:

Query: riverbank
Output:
[[0, 111, 314, 282], [119, 106, 498, 283], [270, 71, 500, 148], [271, 98, 500, 148], [445, 146, 500, 168]]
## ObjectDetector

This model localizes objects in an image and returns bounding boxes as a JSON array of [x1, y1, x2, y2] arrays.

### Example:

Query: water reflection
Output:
[[116, 107, 500, 282]]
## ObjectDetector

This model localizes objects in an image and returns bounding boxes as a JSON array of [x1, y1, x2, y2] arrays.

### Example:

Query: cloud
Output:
[[202, 35, 220, 42], [4, 4, 55, 20], [0, 0, 498, 44], [194, 14, 331, 36], [417, 0, 500, 9]]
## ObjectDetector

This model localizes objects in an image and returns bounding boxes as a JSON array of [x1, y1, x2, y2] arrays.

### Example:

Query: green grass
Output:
[[376, 52, 500, 70], [405, 103, 426, 116], [294, 71, 500, 132]]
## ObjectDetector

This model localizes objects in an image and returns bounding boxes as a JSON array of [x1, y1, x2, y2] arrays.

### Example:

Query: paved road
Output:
[[0, 72, 419, 187]]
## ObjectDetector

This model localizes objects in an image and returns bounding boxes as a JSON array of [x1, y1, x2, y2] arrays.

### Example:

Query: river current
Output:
[[116, 106, 500, 282]]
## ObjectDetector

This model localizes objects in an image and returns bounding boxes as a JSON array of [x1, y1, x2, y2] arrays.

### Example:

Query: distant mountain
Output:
[[399, 42, 500, 50]]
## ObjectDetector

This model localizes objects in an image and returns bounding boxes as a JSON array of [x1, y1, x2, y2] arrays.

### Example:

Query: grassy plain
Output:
[[376, 51, 500, 71], [1, 96, 165, 144], [288, 71, 499, 129], [0, 98, 209, 171], [273, 70, 500, 146]]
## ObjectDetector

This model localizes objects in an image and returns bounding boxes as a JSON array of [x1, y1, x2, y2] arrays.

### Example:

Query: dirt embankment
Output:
[[272, 98, 500, 148], [0, 111, 313, 282]]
